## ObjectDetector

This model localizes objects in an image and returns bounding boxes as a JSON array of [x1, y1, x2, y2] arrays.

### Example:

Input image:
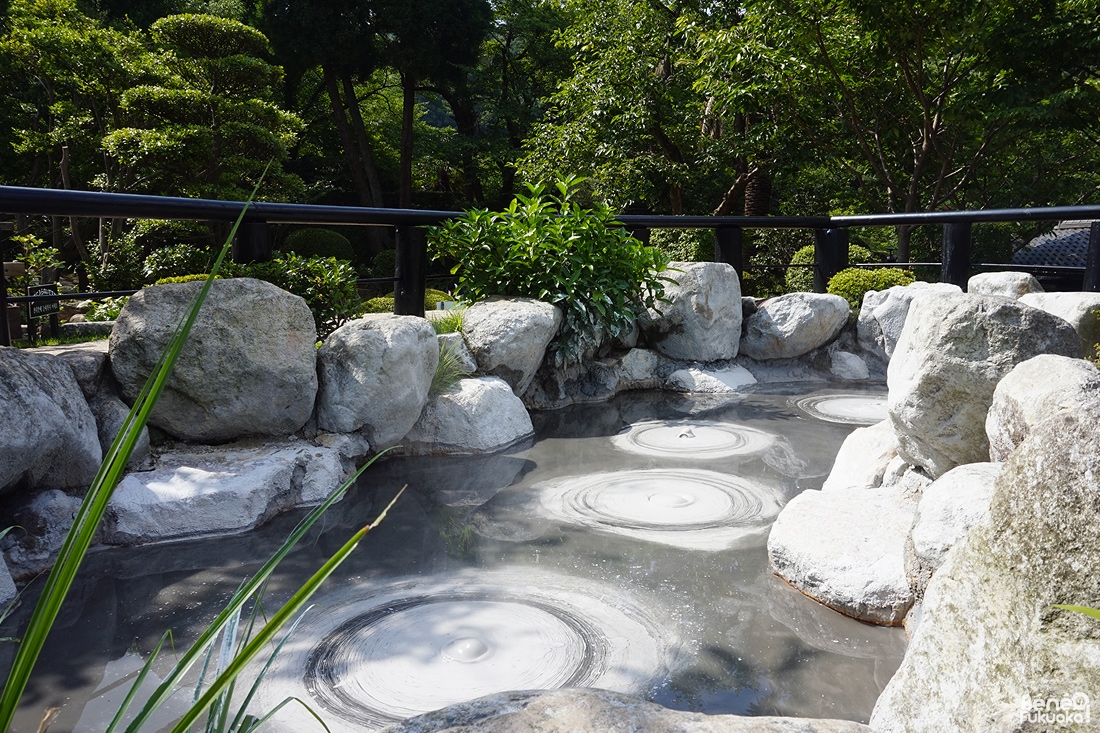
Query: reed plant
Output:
[[0, 176, 398, 733]]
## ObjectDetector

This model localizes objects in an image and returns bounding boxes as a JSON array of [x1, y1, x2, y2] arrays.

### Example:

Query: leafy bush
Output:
[[786, 243, 876, 293], [429, 176, 670, 366], [827, 267, 916, 310], [90, 219, 212, 291], [82, 296, 130, 321], [228, 253, 360, 337], [154, 273, 218, 285], [355, 288, 453, 316], [281, 227, 355, 262], [370, 248, 397, 278], [143, 242, 214, 282], [650, 228, 714, 263], [7, 233, 60, 290]]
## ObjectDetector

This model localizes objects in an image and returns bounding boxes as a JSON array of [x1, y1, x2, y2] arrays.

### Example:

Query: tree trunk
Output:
[[743, 169, 772, 217], [323, 65, 372, 208], [400, 74, 415, 208], [896, 225, 912, 263], [340, 71, 391, 255]]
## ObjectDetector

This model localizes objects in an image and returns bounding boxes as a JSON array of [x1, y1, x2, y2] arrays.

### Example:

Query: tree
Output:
[[519, 0, 757, 216], [101, 13, 303, 201], [691, 0, 1100, 260]]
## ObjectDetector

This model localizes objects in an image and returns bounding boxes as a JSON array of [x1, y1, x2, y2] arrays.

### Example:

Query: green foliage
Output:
[[6, 234, 60, 290], [370, 249, 397, 279], [228, 253, 360, 338], [786, 243, 875, 293], [430, 176, 670, 366], [827, 267, 916, 310], [82, 296, 130, 321], [431, 309, 464, 335], [430, 338, 468, 396], [280, 228, 355, 262], [356, 288, 453, 316], [154, 273, 217, 285], [650, 229, 714, 263], [143, 243, 214, 282]]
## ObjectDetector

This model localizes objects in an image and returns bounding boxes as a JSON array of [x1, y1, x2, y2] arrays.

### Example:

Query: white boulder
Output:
[[109, 279, 318, 442], [857, 282, 962, 360], [740, 293, 849, 361], [665, 365, 757, 393], [462, 297, 562, 394], [871, 404, 1100, 732], [821, 419, 898, 492], [768, 486, 917, 625], [906, 462, 1001, 597], [886, 293, 1080, 478], [966, 271, 1043, 299], [1019, 291, 1100, 358], [640, 261, 742, 362], [104, 435, 370, 544], [985, 354, 1100, 461], [402, 377, 534, 455], [829, 350, 870, 380], [316, 314, 438, 447], [0, 349, 102, 493]]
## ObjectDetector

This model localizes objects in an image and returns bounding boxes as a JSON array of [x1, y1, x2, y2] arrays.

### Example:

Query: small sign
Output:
[[27, 283, 59, 319]]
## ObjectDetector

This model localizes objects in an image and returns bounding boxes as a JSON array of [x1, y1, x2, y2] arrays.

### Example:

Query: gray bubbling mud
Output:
[[247, 570, 670, 732], [793, 392, 888, 425], [537, 469, 783, 551]]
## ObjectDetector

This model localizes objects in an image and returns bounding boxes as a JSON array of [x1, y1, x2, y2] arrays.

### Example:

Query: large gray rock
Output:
[[402, 377, 534, 455], [109, 279, 318, 442], [0, 348, 102, 493], [3, 489, 83, 579], [905, 462, 1001, 598], [381, 688, 872, 733], [32, 340, 108, 399], [768, 486, 917, 625], [88, 385, 151, 470], [740, 293, 849, 361], [886, 294, 1080, 478], [665, 365, 757, 393], [640, 261, 742, 362], [966, 271, 1043, 299], [521, 348, 675, 410], [0, 554, 15, 607], [985, 354, 1100, 462], [821, 419, 898, 492], [871, 404, 1100, 732], [316, 314, 438, 447], [103, 435, 370, 545], [1019, 291, 1100, 359], [857, 282, 963, 361], [462, 297, 562, 394]]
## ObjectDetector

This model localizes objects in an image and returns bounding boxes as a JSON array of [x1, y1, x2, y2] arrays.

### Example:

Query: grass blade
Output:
[[1054, 604, 1100, 621], [122, 452, 389, 733], [104, 632, 171, 733], [169, 487, 406, 733]]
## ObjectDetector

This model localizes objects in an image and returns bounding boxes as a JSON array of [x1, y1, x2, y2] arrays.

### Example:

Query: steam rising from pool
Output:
[[248, 570, 670, 732], [538, 469, 783, 551]]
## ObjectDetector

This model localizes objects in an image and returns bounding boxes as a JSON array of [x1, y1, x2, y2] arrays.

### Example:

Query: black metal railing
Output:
[[3, 184, 1100, 347]]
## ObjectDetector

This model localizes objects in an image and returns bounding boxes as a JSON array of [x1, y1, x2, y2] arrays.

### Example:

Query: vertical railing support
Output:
[[626, 226, 651, 247], [941, 222, 973, 290], [1083, 222, 1100, 292], [232, 219, 272, 264], [0, 264, 9, 347], [394, 225, 427, 317], [715, 226, 744, 280], [813, 228, 849, 293]]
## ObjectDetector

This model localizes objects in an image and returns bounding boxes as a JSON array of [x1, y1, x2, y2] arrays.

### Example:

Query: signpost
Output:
[[27, 283, 59, 319]]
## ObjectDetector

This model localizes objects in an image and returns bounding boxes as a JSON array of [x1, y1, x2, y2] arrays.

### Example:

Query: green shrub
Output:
[[82, 296, 129, 321], [281, 228, 355, 262], [429, 176, 670, 366], [431, 309, 464, 335], [356, 288, 454, 316], [228, 253, 360, 337], [153, 273, 218, 285], [143, 242, 214, 283], [370, 249, 397, 278], [827, 267, 916, 310], [650, 228, 714, 263], [430, 339, 468, 396], [786, 243, 876, 293]]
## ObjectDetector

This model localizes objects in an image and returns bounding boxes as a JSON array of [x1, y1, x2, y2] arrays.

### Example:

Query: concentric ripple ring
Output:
[[539, 469, 783, 551], [794, 393, 888, 425], [245, 571, 668, 732], [611, 420, 776, 459]]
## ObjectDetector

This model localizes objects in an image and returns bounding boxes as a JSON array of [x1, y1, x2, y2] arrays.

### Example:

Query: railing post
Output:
[[813, 228, 849, 293], [626, 226, 651, 246], [232, 218, 272, 264], [714, 226, 743, 279], [1083, 221, 1100, 292], [0, 263, 8, 347], [394, 225, 426, 317], [941, 222, 973, 290]]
